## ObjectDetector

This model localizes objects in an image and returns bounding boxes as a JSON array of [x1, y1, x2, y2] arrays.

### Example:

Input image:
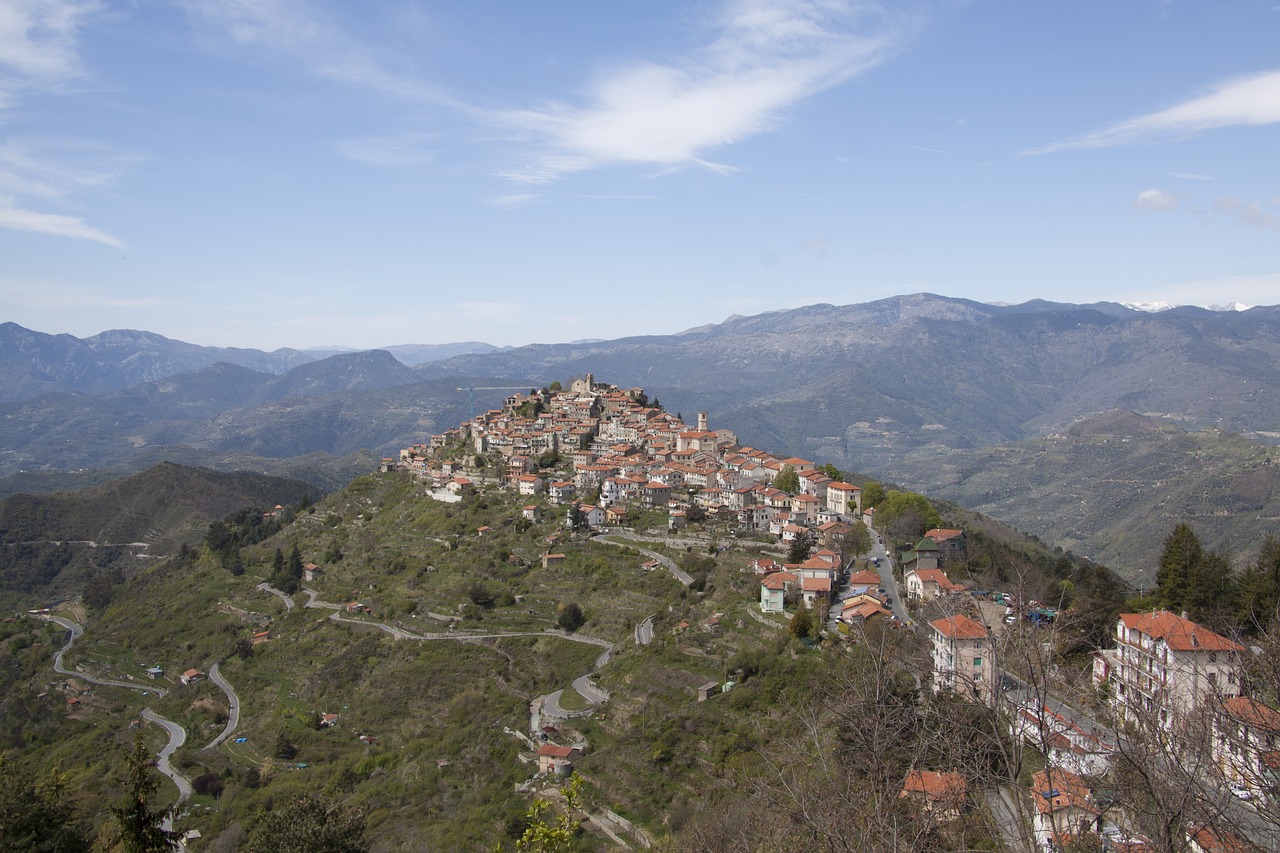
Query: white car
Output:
[[1230, 782, 1253, 801]]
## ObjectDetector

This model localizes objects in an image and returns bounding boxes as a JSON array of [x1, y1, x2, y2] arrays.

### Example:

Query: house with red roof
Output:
[[1029, 767, 1101, 853], [760, 571, 798, 614], [905, 568, 965, 602], [1093, 610, 1244, 728], [930, 615, 994, 703], [1212, 696, 1280, 802], [899, 769, 967, 821]]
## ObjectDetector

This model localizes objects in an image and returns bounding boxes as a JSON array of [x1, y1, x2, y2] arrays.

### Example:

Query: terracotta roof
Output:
[[537, 744, 577, 758], [848, 570, 882, 585], [1187, 824, 1254, 853], [1119, 611, 1244, 653], [802, 577, 832, 592], [762, 571, 797, 590], [1030, 768, 1095, 816], [1221, 697, 1280, 732], [930, 614, 988, 640], [900, 770, 966, 804]]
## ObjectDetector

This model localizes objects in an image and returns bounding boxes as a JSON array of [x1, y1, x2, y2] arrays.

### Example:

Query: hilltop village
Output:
[[382, 375, 1278, 853]]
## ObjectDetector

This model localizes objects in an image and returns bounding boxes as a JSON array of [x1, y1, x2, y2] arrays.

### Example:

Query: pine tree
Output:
[[108, 732, 180, 852], [1156, 523, 1203, 612]]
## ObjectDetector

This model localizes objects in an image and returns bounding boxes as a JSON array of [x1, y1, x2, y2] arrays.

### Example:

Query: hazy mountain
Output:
[[0, 461, 315, 601], [887, 411, 1280, 584], [0, 322, 316, 403], [3, 294, 1279, 576], [0, 350, 490, 484]]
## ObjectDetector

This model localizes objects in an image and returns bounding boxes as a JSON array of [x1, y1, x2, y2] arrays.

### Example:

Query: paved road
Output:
[[635, 615, 654, 646], [204, 662, 241, 749], [256, 582, 295, 611], [596, 533, 693, 585], [142, 708, 192, 804], [869, 534, 910, 625], [42, 615, 169, 697], [32, 614, 189, 812]]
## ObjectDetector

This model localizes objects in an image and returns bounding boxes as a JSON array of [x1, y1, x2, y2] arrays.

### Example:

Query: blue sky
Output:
[[2, 0, 1278, 350]]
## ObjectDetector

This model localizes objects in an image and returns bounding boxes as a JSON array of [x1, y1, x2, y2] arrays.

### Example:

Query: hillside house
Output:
[[303, 563, 324, 582], [930, 615, 994, 704], [1093, 610, 1243, 729], [900, 537, 941, 573], [1212, 696, 1280, 801], [516, 474, 545, 495], [905, 568, 964, 602], [825, 481, 862, 517], [924, 527, 966, 557], [522, 505, 543, 523], [1030, 768, 1101, 852], [537, 743, 582, 774], [899, 770, 967, 822], [180, 668, 206, 685], [760, 571, 798, 613]]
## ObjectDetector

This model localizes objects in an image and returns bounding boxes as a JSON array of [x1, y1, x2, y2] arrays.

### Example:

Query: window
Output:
[[974, 657, 983, 667]]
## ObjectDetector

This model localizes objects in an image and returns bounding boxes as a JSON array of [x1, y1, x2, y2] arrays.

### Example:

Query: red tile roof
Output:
[[1119, 611, 1244, 653], [900, 769, 966, 804], [1221, 697, 1280, 732], [930, 614, 988, 640]]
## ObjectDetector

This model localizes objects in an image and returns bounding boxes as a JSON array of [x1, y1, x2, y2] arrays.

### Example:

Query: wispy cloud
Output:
[[1169, 171, 1211, 181], [180, 0, 462, 108], [1213, 196, 1278, 230], [0, 4, 128, 246], [0, 0, 102, 84], [1133, 188, 1178, 212], [1029, 69, 1280, 153], [0, 198, 123, 246], [492, 0, 914, 184]]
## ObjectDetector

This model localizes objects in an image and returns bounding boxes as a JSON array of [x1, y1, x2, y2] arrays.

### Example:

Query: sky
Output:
[[1, 0, 1278, 351]]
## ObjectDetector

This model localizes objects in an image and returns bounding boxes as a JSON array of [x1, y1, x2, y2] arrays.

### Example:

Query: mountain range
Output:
[[2, 293, 1277, 579]]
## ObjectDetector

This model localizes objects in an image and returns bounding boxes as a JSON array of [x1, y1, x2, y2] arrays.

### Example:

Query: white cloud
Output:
[[1169, 171, 1211, 181], [1213, 196, 1278, 230], [1133, 189, 1178, 211], [0, 199, 123, 246], [493, 0, 913, 183], [1029, 69, 1280, 153], [180, 0, 460, 107], [0, 0, 101, 82]]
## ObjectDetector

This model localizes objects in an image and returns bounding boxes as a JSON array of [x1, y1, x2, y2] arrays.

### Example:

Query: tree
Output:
[[819, 463, 844, 482], [860, 480, 886, 508], [84, 570, 116, 611], [243, 795, 367, 853], [1156, 523, 1203, 613], [0, 752, 90, 852], [108, 732, 180, 852], [789, 605, 813, 640], [845, 521, 873, 559], [556, 602, 585, 632], [877, 491, 941, 542], [273, 732, 298, 761], [1238, 535, 1280, 632], [513, 773, 583, 853], [787, 531, 814, 564], [774, 465, 800, 494]]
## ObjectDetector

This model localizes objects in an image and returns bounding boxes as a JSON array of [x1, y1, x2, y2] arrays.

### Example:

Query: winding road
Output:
[[204, 661, 241, 750], [596, 533, 693, 585], [33, 614, 189, 807]]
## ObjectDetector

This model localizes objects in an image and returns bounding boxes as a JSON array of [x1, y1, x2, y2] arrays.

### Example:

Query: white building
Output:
[[1092, 610, 1243, 729], [929, 614, 994, 704]]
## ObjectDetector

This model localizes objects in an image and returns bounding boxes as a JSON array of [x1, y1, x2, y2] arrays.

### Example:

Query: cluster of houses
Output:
[[922, 604, 1277, 850], [391, 375, 868, 546]]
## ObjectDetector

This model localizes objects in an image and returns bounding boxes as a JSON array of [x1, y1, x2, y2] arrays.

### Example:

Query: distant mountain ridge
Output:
[[3, 293, 1279, 577]]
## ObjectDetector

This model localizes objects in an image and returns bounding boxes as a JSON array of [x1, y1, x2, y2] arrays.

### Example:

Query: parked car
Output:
[[1230, 782, 1253, 800]]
